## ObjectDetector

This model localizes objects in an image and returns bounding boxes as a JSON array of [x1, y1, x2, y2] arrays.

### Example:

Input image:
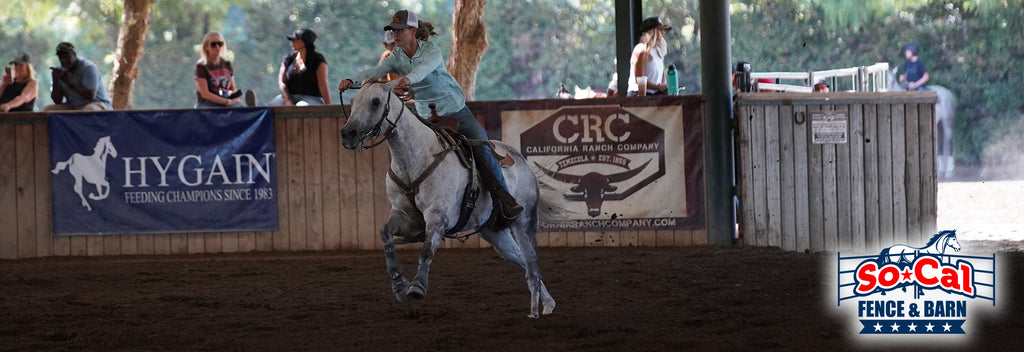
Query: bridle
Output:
[[347, 86, 407, 149]]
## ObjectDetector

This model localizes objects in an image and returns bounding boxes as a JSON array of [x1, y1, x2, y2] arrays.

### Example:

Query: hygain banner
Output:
[[49, 108, 278, 235]]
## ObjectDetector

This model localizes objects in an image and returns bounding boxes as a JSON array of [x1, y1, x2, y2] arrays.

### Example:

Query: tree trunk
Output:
[[109, 0, 152, 110], [448, 0, 488, 101]]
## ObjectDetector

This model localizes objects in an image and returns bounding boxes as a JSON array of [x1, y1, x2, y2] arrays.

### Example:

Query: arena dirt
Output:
[[1, 245, 1020, 351]]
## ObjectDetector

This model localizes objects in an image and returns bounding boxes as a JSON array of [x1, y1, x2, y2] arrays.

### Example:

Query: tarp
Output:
[[48, 108, 278, 235], [488, 96, 705, 231]]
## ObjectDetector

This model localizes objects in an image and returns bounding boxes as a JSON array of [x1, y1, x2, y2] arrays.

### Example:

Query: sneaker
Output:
[[245, 90, 257, 107]]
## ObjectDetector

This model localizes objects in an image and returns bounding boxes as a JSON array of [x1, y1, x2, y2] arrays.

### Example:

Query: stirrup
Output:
[[502, 203, 524, 220]]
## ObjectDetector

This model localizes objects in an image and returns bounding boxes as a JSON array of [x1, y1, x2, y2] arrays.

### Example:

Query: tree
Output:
[[448, 0, 488, 100], [108, 0, 151, 109]]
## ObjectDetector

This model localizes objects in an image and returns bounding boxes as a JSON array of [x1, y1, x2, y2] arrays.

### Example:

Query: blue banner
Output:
[[49, 108, 278, 235]]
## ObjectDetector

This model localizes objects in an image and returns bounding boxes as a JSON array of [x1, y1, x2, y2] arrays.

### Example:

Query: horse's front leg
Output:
[[405, 210, 450, 301], [380, 213, 413, 302]]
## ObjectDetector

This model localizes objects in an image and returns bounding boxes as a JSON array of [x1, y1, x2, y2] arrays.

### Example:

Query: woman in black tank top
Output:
[[0, 52, 38, 112]]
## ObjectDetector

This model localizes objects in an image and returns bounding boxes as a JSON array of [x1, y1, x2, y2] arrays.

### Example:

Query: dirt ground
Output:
[[0, 244, 1020, 351], [3, 170, 1023, 351]]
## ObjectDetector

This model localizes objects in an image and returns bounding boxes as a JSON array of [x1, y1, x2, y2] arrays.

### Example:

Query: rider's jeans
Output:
[[450, 106, 509, 190]]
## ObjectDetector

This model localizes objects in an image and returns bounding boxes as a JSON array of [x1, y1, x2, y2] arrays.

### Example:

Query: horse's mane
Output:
[[925, 230, 956, 247]]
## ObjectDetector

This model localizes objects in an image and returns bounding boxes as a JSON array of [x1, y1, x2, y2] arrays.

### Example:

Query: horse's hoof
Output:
[[406, 284, 426, 301]]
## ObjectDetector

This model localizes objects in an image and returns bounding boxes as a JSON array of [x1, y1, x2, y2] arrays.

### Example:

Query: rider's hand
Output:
[[338, 79, 353, 92], [396, 76, 411, 90]]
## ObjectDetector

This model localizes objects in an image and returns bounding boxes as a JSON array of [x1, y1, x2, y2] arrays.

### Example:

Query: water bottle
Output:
[[666, 64, 679, 95]]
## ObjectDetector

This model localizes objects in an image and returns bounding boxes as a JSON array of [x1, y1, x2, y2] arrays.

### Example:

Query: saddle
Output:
[[421, 105, 521, 235]]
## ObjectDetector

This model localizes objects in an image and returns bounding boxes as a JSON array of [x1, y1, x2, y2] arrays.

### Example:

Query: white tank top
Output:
[[628, 45, 666, 94]]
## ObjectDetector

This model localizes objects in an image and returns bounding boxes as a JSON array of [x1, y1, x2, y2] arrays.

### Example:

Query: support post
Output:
[[700, 0, 736, 245], [614, 0, 641, 96]]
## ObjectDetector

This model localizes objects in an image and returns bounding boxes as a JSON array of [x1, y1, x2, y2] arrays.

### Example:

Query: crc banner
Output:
[[488, 96, 705, 231], [48, 108, 278, 235]]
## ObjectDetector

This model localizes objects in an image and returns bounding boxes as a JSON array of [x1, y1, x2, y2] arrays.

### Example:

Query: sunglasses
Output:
[[210, 41, 225, 47]]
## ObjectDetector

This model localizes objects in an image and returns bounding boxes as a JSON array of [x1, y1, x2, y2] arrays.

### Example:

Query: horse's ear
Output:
[[383, 78, 404, 91]]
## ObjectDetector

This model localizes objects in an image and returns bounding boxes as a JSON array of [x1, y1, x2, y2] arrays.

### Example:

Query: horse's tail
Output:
[[51, 157, 73, 174], [536, 182, 577, 224]]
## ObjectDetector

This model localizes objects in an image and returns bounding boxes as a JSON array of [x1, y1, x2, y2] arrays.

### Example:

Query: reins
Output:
[[359, 91, 403, 149]]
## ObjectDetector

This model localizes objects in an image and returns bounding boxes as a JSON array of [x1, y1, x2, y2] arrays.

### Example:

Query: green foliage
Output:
[[2, 0, 1021, 165]]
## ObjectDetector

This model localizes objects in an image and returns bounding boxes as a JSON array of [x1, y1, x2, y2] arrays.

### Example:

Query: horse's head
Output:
[[340, 79, 405, 150], [886, 67, 906, 92], [96, 136, 117, 159], [944, 231, 962, 252]]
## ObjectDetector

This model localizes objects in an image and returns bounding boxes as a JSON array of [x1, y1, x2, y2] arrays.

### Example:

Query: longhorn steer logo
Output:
[[520, 106, 666, 218], [536, 159, 651, 217]]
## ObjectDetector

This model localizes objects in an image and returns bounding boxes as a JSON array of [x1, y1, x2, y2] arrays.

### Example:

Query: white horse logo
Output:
[[51, 136, 118, 211]]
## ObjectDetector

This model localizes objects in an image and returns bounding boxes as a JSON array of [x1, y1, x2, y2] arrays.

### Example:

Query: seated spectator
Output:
[[43, 42, 112, 111], [194, 32, 249, 108], [268, 28, 331, 106], [0, 52, 38, 112]]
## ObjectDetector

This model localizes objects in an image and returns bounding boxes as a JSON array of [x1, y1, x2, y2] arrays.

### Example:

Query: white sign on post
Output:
[[811, 110, 848, 144]]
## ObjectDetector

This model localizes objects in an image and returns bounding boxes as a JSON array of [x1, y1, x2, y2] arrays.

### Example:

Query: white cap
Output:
[[384, 30, 395, 44]]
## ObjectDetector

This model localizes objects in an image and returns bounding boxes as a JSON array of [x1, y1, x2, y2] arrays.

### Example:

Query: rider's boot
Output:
[[474, 145, 523, 220]]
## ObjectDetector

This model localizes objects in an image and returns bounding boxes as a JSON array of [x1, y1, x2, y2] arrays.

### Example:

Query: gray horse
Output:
[[887, 67, 957, 178], [339, 80, 557, 318]]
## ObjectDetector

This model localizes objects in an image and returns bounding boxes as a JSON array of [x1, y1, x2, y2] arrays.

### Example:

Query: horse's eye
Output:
[[372, 97, 381, 106]]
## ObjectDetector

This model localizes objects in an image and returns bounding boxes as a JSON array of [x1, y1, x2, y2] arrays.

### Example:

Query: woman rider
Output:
[[338, 9, 522, 220]]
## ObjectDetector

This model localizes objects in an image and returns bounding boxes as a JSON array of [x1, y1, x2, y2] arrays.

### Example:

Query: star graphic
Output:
[[873, 322, 883, 332], [901, 268, 913, 281], [907, 322, 918, 332], [943, 322, 952, 332], [925, 322, 935, 332], [890, 322, 901, 332]]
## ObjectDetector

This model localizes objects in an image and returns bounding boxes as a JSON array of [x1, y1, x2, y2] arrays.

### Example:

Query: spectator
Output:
[[813, 79, 829, 92], [43, 42, 112, 111], [338, 9, 523, 220], [268, 28, 331, 106], [0, 52, 38, 112], [899, 43, 928, 91], [378, 31, 399, 82], [194, 32, 249, 108], [627, 16, 671, 96]]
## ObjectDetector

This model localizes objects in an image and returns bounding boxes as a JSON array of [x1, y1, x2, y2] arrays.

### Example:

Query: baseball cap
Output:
[[383, 30, 395, 44], [384, 10, 418, 31], [10, 52, 30, 64], [55, 42, 76, 55], [286, 28, 318, 43], [640, 17, 671, 33]]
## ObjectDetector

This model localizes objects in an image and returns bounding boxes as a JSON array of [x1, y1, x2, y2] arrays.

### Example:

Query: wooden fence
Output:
[[734, 91, 937, 252], [0, 100, 707, 259]]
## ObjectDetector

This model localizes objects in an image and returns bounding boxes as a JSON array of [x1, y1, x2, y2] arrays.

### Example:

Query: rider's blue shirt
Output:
[[904, 59, 927, 86], [350, 40, 467, 118]]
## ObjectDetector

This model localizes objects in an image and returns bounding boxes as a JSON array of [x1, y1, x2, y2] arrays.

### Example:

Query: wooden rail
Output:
[[0, 100, 707, 259], [734, 92, 937, 252]]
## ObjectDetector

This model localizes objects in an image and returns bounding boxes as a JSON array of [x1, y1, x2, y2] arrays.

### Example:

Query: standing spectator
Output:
[[899, 43, 929, 91], [0, 52, 38, 112], [627, 17, 671, 96], [268, 28, 331, 106], [194, 32, 248, 108], [43, 42, 112, 111]]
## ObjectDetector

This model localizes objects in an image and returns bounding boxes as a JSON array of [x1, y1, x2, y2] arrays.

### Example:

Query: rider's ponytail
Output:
[[416, 21, 438, 41]]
